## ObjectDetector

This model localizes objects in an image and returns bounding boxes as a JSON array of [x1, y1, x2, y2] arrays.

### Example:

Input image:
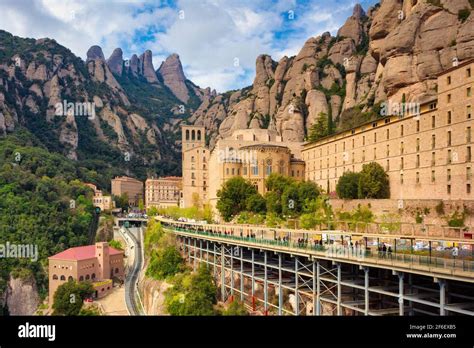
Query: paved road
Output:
[[122, 226, 144, 315]]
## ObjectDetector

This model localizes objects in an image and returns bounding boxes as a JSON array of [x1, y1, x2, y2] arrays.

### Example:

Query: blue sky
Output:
[[1, 0, 378, 92]]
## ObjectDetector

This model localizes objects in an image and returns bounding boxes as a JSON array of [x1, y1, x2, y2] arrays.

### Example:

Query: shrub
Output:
[[146, 246, 184, 280], [245, 193, 267, 214], [358, 162, 390, 199], [217, 177, 257, 221], [458, 8, 471, 23], [222, 300, 248, 316], [336, 171, 361, 199], [52, 281, 94, 316], [447, 210, 465, 227]]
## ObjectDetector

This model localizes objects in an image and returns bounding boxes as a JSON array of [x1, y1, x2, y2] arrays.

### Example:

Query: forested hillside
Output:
[[0, 129, 99, 310]]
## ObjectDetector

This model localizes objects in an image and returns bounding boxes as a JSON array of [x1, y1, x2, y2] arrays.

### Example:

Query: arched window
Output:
[[115, 268, 119, 274], [79, 276, 84, 281], [85, 274, 90, 280], [266, 159, 272, 175], [186, 129, 190, 140], [191, 130, 196, 140], [91, 273, 96, 280], [197, 130, 201, 140], [203, 164, 206, 170], [52, 274, 58, 280], [68, 276, 73, 282], [191, 156, 195, 162], [60, 275, 66, 281], [279, 160, 285, 174]]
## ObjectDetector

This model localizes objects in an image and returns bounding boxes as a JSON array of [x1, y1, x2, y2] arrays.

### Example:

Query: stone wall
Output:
[[329, 199, 474, 227]]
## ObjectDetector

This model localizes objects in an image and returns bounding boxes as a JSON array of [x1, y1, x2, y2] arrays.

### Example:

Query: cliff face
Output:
[[6, 275, 40, 315], [190, 0, 474, 144], [0, 31, 206, 177], [1, 1, 474, 173]]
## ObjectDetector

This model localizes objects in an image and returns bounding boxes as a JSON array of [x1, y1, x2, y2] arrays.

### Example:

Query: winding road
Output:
[[122, 226, 144, 315]]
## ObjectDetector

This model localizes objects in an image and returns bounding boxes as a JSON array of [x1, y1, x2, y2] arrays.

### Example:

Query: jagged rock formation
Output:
[[1, 0, 474, 168], [107, 47, 124, 76], [6, 275, 40, 315], [140, 50, 159, 84], [158, 53, 189, 103], [0, 31, 177, 172], [190, 0, 474, 144]]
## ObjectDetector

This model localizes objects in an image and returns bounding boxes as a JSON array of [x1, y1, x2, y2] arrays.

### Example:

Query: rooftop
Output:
[[239, 143, 290, 150], [49, 245, 123, 261]]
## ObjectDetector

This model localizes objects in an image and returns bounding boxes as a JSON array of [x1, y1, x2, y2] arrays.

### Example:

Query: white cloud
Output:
[[0, 0, 375, 92]]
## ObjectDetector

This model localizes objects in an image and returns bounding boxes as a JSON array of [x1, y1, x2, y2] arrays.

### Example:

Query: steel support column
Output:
[[439, 279, 446, 316], [187, 237, 191, 261], [316, 261, 321, 315], [264, 251, 268, 312], [364, 267, 369, 316], [230, 247, 234, 296], [240, 249, 244, 302], [295, 256, 299, 315], [199, 240, 202, 261], [337, 263, 342, 316], [193, 238, 197, 271], [312, 260, 316, 316], [399, 273, 404, 316], [278, 253, 283, 316], [213, 244, 217, 279], [221, 245, 225, 301], [408, 273, 414, 316], [251, 249, 255, 296]]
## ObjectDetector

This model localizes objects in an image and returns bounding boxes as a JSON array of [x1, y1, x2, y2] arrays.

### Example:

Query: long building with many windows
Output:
[[302, 59, 473, 200], [145, 176, 182, 209]]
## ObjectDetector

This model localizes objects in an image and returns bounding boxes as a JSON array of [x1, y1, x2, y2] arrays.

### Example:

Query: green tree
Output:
[[307, 112, 329, 142], [358, 162, 390, 199], [165, 265, 217, 315], [52, 280, 94, 316], [265, 173, 294, 194], [144, 220, 164, 255], [222, 300, 248, 316], [245, 193, 266, 214], [146, 246, 184, 280], [299, 212, 318, 229], [265, 191, 282, 215], [281, 183, 300, 216], [216, 177, 257, 221], [114, 193, 129, 211], [297, 181, 320, 206], [108, 240, 123, 250], [147, 206, 159, 217], [336, 171, 361, 199]]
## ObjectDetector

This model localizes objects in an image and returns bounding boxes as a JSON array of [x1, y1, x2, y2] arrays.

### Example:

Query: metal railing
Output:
[[164, 224, 474, 275]]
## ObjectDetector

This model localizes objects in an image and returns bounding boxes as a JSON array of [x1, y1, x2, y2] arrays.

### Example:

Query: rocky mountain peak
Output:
[[352, 3, 366, 19], [129, 54, 139, 75], [158, 53, 189, 103], [337, 3, 367, 45], [107, 48, 124, 76], [139, 49, 159, 84], [86, 45, 105, 61]]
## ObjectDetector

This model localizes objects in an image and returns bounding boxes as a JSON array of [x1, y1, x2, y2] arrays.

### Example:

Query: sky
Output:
[[1, 0, 378, 92]]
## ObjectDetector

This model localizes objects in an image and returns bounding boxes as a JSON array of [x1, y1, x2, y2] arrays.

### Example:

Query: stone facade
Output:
[[111, 176, 144, 206], [85, 183, 114, 211], [145, 176, 182, 209], [48, 242, 124, 305], [182, 126, 304, 211], [302, 60, 474, 201]]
